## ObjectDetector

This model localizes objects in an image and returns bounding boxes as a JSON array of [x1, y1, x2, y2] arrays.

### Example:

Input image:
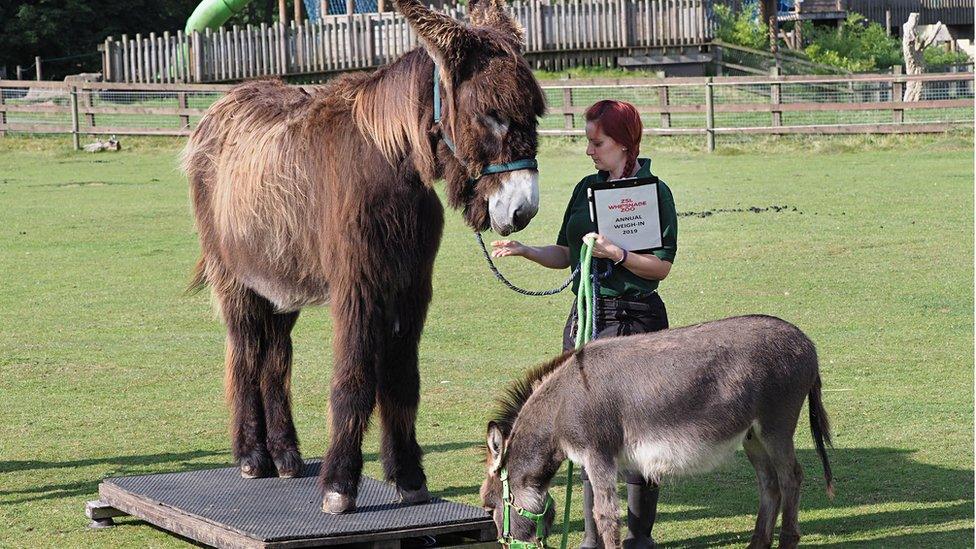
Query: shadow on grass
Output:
[[364, 440, 480, 463], [0, 442, 479, 506], [552, 448, 973, 547], [0, 449, 225, 475], [0, 450, 226, 505]]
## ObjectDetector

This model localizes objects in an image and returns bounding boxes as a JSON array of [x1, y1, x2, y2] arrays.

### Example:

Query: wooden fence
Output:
[[99, 0, 712, 83], [847, 0, 974, 28], [1, 72, 971, 151]]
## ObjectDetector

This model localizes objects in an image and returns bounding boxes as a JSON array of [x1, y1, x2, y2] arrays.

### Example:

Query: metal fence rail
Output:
[[99, 0, 712, 83], [1, 72, 971, 150]]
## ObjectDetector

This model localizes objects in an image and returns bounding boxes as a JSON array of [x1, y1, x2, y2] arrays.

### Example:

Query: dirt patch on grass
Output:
[[679, 204, 801, 218]]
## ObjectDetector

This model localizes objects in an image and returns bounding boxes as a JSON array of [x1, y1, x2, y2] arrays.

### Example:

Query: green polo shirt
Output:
[[556, 158, 677, 297]]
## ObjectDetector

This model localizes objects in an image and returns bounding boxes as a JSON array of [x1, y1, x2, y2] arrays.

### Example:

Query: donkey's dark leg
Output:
[[375, 266, 433, 502], [219, 287, 274, 478], [375, 188, 440, 502], [260, 310, 303, 478], [743, 428, 780, 549], [768, 441, 803, 549], [584, 456, 621, 549], [320, 287, 382, 513]]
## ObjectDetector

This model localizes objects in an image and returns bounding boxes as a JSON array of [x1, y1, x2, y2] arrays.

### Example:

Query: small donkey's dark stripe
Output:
[[490, 349, 576, 437]]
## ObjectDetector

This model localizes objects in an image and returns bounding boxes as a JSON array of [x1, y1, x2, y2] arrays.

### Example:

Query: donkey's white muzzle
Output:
[[489, 170, 539, 236]]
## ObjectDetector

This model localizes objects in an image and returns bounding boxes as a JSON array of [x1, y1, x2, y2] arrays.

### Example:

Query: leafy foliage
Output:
[[714, 3, 769, 50], [923, 44, 973, 68], [801, 13, 902, 72]]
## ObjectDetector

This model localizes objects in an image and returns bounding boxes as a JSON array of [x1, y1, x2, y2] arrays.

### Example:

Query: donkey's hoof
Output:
[[274, 450, 304, 478], [623, 535, 657, 549], [776, 536, 800, 549], [239, 455, 273, 479], [240, 464, 262, 479], [397, 484, 431, 505], [322, 492, 356, 514], [746, 537, 772, 549]]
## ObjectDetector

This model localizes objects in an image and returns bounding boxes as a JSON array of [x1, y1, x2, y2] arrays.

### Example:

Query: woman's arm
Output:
[[583, 233, 672, 281], [490, 241, 571, 270], [612, 250, 672, 280]]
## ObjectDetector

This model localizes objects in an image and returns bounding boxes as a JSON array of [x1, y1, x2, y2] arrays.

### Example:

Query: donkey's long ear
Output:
[[468, 0, 525, 47], [486, 421, 507, 474], [394, 0, 477, 71]]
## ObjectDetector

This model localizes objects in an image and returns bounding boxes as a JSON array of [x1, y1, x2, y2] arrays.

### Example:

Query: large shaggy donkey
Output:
[[481, 315, 834, 549], [182, 0, 546, 513]]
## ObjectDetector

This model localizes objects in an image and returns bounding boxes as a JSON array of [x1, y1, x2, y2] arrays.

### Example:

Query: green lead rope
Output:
[[560, 237, 596, 549], [499, 240, 595, 549]]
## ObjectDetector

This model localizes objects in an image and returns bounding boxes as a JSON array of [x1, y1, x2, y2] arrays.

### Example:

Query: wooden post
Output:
[[619, 0, 628, 48], [70, 86, 80, 151], [561, 77, 574, 130], [0, 85, 7, 137], [178, 92, 190, 130], [120, 34, 129, 83], [35, 56, 42, 80], [16, 65, 23, 80], [192, 31, 203, 82], [135, 33, 143, 83], [347, 0, 355, 15], [365, 15, 374, 66], [658, 85, 670, 128], [770, 66, 781, 127], [885, 9, 892, 36], [378, 0, 386, 12], [704, 77, 714, 152], [150, 32, 158, 83], [279, 22, 288, 74], [768, 15, 778, 56], [294, 0, 303, 23], [103, 38, 112, 82], [279, 0, 288, 24], [82, 84, 95, 129], [892, 65, 904, 123]]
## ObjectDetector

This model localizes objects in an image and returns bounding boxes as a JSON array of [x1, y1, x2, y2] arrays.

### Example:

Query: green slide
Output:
[[185, 0, 253, 34]]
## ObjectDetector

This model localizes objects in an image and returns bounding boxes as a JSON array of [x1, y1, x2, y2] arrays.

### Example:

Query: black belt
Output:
[[595, 292, 659, 312]]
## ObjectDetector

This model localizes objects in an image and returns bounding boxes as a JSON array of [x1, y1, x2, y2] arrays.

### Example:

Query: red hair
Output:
[[584, 100, 643, 178]]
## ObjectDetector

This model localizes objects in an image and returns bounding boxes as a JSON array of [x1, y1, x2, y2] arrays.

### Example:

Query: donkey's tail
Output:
[[186, 255, 208, 294], [808, 374, 834, 499]]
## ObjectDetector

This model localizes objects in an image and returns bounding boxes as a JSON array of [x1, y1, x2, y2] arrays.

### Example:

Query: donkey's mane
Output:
[[350, 49, 435, 175], [490, 349, 575, 436]]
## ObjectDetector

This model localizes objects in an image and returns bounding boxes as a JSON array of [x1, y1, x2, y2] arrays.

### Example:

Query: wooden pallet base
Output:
[[85, 462, 495, 549]]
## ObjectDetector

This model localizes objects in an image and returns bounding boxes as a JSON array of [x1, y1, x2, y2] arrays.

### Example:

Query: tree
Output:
[[902, 12, 945, 101], [0, 0, 280, 80]]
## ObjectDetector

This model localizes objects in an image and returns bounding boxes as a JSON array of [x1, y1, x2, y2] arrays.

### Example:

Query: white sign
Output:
[[587, 180, 662, 252]]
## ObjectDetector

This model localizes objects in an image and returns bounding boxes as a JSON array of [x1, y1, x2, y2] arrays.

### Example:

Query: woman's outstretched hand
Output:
[[490, 240, 528, 258]]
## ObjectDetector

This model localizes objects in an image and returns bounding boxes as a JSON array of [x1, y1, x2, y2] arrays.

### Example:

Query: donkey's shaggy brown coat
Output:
[[183, 0, 545, 513]]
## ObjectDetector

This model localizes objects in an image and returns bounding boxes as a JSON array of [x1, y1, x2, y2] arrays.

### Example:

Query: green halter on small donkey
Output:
[[497, 237, 597, 549]]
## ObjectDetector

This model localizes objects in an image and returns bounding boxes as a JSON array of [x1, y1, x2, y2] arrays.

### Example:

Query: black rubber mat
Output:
[[103, 460, 489, 542]]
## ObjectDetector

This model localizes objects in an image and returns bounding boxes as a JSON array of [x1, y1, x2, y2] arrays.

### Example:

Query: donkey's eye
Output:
[[482, 114, 509, 137]]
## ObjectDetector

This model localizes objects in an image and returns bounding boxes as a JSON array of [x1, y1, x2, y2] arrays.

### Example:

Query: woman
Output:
[[491, 99, 677, 549]]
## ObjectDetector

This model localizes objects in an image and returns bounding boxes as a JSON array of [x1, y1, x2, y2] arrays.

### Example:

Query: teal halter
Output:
[[432, 62, 538, 181], [499, 467, 555, 549]]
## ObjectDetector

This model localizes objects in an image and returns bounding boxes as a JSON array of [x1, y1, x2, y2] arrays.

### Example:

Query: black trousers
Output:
[[562, 291, 669, 484]]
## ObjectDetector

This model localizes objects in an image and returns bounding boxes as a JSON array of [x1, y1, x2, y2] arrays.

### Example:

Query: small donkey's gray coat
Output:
[[481, 315, 833, 549]]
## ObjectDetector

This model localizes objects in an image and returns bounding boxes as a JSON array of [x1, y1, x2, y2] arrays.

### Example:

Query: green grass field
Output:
[[0, 133, 972, 547]]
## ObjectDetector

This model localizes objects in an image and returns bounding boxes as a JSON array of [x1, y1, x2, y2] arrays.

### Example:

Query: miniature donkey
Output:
[[480, 315, 833, 549]]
